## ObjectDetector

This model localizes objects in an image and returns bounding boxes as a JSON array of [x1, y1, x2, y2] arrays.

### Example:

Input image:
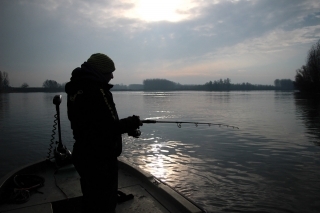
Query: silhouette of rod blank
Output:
[[142, 120, 239, 129]]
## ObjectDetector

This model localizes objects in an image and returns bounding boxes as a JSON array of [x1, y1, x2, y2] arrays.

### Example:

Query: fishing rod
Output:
[[142, 120, 239, 129]]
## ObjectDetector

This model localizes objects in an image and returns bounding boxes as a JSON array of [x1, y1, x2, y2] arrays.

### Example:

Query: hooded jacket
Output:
[[65, 62, 127, 158]]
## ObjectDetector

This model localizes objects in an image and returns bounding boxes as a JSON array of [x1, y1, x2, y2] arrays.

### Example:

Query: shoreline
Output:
[[0, 88, 296, 93]]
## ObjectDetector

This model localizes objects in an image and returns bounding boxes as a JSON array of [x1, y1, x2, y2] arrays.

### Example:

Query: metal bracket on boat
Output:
[[152, 178, 161, 186]]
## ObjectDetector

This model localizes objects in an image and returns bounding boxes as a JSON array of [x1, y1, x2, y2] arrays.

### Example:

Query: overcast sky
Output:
[[1, 0, 320, 87]]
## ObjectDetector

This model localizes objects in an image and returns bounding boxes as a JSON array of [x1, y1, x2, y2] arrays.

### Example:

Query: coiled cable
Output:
[[47, 113, 58, 161]]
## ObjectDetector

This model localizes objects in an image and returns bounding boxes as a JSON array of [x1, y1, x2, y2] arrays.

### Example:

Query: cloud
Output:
[[213, 25, 320, 57], [1, 0, 320, 86]]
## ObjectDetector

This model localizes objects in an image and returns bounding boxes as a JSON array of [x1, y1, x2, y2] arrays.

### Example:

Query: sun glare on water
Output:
[[126, 0, 195, 22]]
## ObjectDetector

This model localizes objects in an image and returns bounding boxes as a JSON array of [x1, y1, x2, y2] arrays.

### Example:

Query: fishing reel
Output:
[[128, 129, 141, 138]]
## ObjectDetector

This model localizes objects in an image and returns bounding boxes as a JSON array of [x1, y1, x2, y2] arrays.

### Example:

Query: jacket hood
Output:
[[65, 62, 113, 94]]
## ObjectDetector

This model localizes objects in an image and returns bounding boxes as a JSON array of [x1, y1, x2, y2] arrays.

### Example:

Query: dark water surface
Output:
[[0, 91, 320, 213]]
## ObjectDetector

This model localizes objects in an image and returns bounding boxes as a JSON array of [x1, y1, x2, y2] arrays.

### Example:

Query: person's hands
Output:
[[128, 129, 141, 138], [125, 115, 142, 130], [119, 115, 143, 134]]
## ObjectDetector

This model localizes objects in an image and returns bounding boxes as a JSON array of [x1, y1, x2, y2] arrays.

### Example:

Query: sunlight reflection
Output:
[[142, 154, 168, 179], [121, 139, 209, 182]]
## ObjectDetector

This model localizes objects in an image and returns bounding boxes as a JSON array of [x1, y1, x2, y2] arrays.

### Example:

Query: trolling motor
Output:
[[49, 95, 72, 167]]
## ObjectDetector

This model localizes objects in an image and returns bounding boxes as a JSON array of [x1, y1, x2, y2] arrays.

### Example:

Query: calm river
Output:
[[0, 91, 320, 213]]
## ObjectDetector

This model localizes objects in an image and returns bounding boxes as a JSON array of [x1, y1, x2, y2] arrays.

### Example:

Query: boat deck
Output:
[[0, 159, 204, 213]]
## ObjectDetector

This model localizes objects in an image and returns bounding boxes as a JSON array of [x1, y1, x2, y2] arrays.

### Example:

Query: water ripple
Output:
[[2, 92, 320, 213]]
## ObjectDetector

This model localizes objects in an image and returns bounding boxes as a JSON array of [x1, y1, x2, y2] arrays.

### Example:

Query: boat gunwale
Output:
[[118, 158, 206, 213], [0, 158, 206, 213]]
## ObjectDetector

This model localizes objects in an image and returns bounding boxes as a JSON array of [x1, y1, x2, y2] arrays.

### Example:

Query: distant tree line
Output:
[[143, 78, 276, 91], [274, 79, 294, 90], [0, 71, 10, 92], [42, 79, 66, 89], [1, 73, 296, 93], [143, 79, 180, 90], [21, 83, 29, 88], [295, 39, 320, 93]]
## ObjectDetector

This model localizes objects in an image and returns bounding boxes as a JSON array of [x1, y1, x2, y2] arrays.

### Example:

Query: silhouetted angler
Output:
[[65, 53, 142, 212]]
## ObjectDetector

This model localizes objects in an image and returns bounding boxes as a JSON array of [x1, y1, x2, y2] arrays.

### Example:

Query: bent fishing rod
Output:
[[141, 119, 239, 129]]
